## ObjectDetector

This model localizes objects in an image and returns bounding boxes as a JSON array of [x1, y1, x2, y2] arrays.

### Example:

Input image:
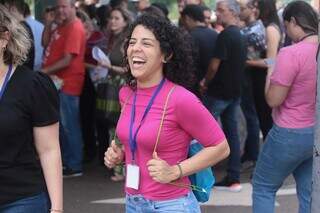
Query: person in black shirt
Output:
[[200, 0, 246, 192], [0, 5, 62, 213], [181, 4, 218, 96]]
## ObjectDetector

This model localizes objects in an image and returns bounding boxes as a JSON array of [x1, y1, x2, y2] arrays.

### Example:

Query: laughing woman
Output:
[[104, 14, 230, 212], [0, 5, 62, 213]]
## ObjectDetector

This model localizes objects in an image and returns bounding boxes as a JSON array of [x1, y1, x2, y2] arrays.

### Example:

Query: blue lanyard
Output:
[[0, 64, 13, 100], [129, 78, 166, 162]]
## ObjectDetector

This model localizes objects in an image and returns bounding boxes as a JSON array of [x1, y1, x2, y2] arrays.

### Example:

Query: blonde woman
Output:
[[0, 5, 62, 213]]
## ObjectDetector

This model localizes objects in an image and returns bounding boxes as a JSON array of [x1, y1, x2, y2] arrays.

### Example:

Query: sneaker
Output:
[[214, 176, 242, 192], [63, 167, 83, 178]]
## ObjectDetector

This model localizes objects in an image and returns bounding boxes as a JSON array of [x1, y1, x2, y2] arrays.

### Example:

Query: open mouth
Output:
[[132, 57, 146, 69]]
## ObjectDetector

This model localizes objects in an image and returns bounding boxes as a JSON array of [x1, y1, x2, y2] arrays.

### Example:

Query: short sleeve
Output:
[[30, 72, 59, 127], [64, 21, 85, 56], [119, 85, 133, 108], [213, 31, 228, 60], [270, 47, 298, 87], [174, 87, 226, 147]]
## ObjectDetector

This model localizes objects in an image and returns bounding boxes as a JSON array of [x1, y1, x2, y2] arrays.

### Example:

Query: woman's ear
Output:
[[164, 53, 173, 63], [0, 31, 10, 49], [290, 17, 297, 26]]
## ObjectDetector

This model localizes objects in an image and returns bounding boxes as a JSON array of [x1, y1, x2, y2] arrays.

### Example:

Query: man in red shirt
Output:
[[42, 0, 86, 177]]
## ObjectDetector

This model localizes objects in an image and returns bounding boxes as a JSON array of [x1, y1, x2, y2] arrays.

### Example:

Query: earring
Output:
[[162, 59, 167, 64]]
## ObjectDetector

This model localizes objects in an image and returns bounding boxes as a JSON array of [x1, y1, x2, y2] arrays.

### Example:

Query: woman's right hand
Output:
[[104, 140, 124, 168]]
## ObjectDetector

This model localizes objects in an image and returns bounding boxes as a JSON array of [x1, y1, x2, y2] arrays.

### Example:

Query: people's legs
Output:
[[96, 118, 110, 166], [60, 92, 83, 172], [59, 119, 69, 167], [292, 128, 313, 213], [251, 68, 272, 139], [252, 125, 313, 213], [220, 98, 241, 181], [80, 72, 97, 162], [293, 157, 313, 213], [240, 70, 260, 162], [203, 95, 228, 119], [0, 192, 50, 213]]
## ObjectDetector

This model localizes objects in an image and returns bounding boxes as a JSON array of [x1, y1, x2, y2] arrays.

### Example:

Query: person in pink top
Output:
[[104, 14, 230, 212], [252, 1, 318, 213]]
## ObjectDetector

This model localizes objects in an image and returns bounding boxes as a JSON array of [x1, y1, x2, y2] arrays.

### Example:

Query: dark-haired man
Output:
[[200, 0, 247, 192], [181, 4, 217, 95]]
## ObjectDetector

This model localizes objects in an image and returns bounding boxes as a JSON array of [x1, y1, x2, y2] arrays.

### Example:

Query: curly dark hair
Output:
[[123, 14, 196, 91]]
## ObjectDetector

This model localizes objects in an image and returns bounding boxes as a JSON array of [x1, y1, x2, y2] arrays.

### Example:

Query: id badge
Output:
[[126, 164, 140, 190]]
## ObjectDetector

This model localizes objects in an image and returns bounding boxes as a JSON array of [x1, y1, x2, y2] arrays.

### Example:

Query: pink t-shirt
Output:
[[116, 80, 225, 200], [270, 41, 317, 128]]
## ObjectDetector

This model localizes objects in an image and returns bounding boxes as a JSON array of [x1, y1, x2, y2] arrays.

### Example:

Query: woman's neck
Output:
[[0, 61, 7, 74], [137, 75, 164, 89], [298, 32, 317, 42]]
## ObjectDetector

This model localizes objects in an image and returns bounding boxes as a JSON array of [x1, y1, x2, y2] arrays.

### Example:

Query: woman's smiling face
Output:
[[127, 25, 165, 87]]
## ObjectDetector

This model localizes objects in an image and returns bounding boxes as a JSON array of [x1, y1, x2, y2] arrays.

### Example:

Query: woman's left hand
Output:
[[146, 152, 180, 184]]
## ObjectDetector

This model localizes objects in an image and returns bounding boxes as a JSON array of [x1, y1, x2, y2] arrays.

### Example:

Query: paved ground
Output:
[[64, 160, 299, 213]]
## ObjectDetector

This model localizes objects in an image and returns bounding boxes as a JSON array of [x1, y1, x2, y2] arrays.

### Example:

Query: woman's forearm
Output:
[[39, 148, 63, 211], [246, 59, 268, 68], [109, 65, 127, 75]]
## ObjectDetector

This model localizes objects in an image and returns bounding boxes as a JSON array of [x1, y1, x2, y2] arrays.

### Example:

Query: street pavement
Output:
[[64, 160, 299, 213]]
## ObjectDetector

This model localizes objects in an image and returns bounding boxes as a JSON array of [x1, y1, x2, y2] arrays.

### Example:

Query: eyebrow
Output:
[[129, 37, 156, 42]]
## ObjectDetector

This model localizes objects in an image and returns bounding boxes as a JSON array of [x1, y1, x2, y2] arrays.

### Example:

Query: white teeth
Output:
[[132, 57, 145, 63]]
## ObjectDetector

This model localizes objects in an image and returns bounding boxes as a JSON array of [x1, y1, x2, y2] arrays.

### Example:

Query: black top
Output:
[[0, 66, 59, 205], [207, 25, 247, 99], [190, 26, 218, 81]]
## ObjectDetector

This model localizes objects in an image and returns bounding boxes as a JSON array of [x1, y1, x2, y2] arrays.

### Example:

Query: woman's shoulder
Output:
[[15, 66, 56, 92], [266, 23, 281, 35], [119, 85, 134, 101], [167, 81, 200, 105], [279, 41, 317, 59]]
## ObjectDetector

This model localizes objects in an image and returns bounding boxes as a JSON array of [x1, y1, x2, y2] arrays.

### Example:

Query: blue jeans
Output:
[[60, 92, 83, 171], [126, 192, 200, 213], [203, 96, 241, 181], [241, 77, 260, 161], [0, 192, 49, 213], [252, 124, 314, 213]]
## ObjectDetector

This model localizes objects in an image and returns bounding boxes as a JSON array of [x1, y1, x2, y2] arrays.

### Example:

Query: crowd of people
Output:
[[0, 0, 318, 212]]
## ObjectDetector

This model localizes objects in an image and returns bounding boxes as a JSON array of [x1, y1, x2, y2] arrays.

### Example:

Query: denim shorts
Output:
[[0, 192, 50, 213], [125, 191, 201, 213]]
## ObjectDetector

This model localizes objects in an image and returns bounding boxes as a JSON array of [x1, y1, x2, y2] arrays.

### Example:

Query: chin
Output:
[[131, 71, 142, 79]]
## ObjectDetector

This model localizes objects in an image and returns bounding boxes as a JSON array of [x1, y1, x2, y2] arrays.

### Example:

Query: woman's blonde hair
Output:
[[0, 5, 31, 65]]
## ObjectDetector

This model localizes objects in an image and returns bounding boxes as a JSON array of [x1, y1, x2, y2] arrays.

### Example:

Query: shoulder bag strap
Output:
[[153, 86, 176, 154], [151, 86, 208, 193]]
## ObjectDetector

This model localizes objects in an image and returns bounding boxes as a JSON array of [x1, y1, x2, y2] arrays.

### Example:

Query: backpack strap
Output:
[[153, 86, 176, 154]]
